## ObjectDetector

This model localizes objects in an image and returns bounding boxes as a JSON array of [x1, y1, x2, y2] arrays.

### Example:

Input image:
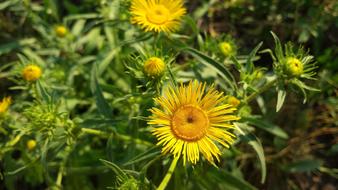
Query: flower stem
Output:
[[157, 156, 179, 190], [245, 78, 277, 103], [80, 128, 153, 147]]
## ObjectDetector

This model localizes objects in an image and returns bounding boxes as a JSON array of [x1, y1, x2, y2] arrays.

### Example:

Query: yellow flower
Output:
[[285, 57, 303, 77], [130, 0, 186, 33], [0, 96, 11, 114], [219, 42, 233, 57], [27, 140, 37, 150], [226, 96, 240, 107], [55, 25, 68, 37], [22, 64, 42, 82], [143, 57, 165, 77], [149, 81, 239, 165]]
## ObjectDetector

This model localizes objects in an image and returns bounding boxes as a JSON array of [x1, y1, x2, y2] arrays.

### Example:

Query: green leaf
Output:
[[243, 117, 289, 139], [0, 38, 36, 56], [291, 78, 320, 103], [0, 0, 19, 10], [270, 31, 284, 62], [184, 47, 237, 90], [234, 123, 266, 183], [285, 159, 322, 173], [100, 159, 128, 181], [23, 48, 46, 66], [98, 48, 120, 75], [184, 16, 199, 35], [71, 19, 86, 36], [276, 89, 286, 112], [90, 64, 113, 118], [291, 78, 320, 92], [206, 168, 258, 190], [123, 146, 160, 166], [246, 42, 263, 74], [36, 80, 51, 103], [43, 0, 59, 20]]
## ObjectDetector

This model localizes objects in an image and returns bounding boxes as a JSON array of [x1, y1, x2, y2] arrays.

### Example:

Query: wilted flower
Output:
[[22, 64, 42, 82], [130, 0, 186, 33]]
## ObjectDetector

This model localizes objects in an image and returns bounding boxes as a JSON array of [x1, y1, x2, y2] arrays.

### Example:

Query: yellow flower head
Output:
[[22, 64, 42, 82], [226, 96, 240, 107], [285, 57, 303, 77], [27, 140, 37, 150], [55, 25, 68, 38], [143, 57, 165, 77], [219, 42, 233, 57], [0, 96, 11, 114], [149, 81, 239, 165], [130, 0, 186, 33]]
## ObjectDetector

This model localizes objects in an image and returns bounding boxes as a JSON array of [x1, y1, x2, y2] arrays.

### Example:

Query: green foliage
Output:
[[0, 0, 337, 189]]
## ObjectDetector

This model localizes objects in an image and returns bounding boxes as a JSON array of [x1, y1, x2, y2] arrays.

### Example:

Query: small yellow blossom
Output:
[[55, 25, 68, 38], [0, 96, 11, 114], [27, 140, 37, 150], [227, 96, 240, 107], [130, 0, 186, 33], [285, 57, 303, 77], [22, 64, 42, 82], [143, 57, 165, 77], [219, 42, 233, 57]]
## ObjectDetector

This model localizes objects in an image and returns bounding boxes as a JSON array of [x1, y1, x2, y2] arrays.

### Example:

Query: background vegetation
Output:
[[0, 0, 337, 189]]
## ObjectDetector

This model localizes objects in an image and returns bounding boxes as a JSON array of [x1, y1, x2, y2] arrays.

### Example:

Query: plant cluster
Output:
[[0, 0, 337, 189]]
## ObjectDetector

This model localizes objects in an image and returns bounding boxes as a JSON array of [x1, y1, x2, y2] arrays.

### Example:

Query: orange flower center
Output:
[[171, 105, 209, 141], [146, 5, 170, 25]]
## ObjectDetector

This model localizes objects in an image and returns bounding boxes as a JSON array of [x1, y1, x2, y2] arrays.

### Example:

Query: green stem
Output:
[[55, 165, 64, 187], [80, 128, 153, 147], [157, 156, 179, 190], [245, 78, 277, 103]]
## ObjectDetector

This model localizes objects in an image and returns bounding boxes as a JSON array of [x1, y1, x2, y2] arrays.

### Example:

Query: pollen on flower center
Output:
[[171, 105, 209, 141], [146, 5, 170, 25]]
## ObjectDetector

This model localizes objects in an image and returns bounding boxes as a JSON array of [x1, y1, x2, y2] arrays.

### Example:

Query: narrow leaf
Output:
[[90, 64, 113, 118], [184, 47, 237, 90], [276, 89, 286, 112], [234, 123, 266, 183]]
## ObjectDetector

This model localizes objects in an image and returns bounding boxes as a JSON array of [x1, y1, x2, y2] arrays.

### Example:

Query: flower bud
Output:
[[0, 96, 11, 114], [27, 140, 37, 150], [285, 57, 303, 77], [227, 96, 240, 107], [55, 25, 68, 38], [22, 64, 42, 82], [143, 57, 165, 77], [219, 42, 233, 57]]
